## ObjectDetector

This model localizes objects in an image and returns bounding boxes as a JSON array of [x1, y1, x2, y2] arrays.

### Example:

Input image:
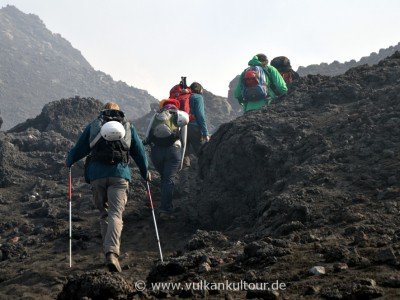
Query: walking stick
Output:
[[68, 167, 72, 267], [146, 181, 164, 262]]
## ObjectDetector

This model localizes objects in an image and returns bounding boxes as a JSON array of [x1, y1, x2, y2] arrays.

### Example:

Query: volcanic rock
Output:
[[9, 96, 103, 141], [57, 271, 135, 300], [191, 52, 400, 235], [309, 266, 326, 275], [0, 242, 28, 260], [297, 42, 400, 76], [246, 289, 280, 300], [186, 230, 230, 250], [374, 247, 398, 265]]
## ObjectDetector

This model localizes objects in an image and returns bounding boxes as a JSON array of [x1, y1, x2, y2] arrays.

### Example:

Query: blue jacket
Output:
[[189, 93, 209, 136], [66, 123, 148, 182]]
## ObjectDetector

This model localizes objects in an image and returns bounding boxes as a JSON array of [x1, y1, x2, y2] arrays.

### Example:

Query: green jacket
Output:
[[234, 56, 288, 112]]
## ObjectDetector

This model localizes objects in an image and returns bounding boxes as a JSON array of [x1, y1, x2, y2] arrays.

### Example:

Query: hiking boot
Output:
[[106, 252, 122, 272]]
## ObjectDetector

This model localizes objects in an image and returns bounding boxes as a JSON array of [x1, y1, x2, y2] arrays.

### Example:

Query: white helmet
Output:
[[100, 121, 126, 141], [176, 110, 189, 127]]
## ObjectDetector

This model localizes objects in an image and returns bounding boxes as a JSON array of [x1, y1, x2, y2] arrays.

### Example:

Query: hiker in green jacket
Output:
[[234, 54, 288, 113]]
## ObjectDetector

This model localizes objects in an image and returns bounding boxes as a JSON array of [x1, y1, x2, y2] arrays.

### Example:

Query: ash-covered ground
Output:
[[1, 53, 400, 299]]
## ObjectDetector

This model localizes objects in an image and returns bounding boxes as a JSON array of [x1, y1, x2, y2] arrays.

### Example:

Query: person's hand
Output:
[[201, 135, 210, 144], [146, 171, 152, 182]]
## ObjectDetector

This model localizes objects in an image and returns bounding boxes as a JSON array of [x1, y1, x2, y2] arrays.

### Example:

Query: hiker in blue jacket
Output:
[[66, 102, 150, 273], [187, 82, 210, 156]]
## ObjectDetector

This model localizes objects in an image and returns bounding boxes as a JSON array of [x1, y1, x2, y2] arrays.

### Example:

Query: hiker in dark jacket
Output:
[[271, 56, 300, 88], [66, 102, 150, 272], [143, 99, 188, 220], [187, 82, 210, 154], [234, 54, 287, 113]]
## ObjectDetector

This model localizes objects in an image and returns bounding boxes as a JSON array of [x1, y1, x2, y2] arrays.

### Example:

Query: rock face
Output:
[[57, 271, 135, 300], [0, 97, 102, 187], [202, 90, 236, 133], [192, 52, 400, 232], [0, 5, 158, 130], [9, 96, 104, 140], [297, 42, 400, 76]]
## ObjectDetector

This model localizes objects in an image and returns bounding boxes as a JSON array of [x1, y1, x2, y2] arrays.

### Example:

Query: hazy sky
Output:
[[1, 0, 399, 99]]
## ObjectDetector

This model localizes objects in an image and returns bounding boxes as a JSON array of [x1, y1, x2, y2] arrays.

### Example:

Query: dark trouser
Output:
[[151, 144, 182, 213], [91, 177, 129, 256], [187, 124, 202, 156]]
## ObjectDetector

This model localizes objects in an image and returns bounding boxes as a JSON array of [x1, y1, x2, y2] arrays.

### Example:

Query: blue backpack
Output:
[[241, 65, 268, 102]]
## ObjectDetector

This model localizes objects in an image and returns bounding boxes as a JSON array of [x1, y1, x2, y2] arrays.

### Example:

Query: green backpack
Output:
[[149, 108, 180, 146]]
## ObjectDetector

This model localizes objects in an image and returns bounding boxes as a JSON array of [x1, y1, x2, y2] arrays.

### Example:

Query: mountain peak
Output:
[[0, 5, 157, 129]]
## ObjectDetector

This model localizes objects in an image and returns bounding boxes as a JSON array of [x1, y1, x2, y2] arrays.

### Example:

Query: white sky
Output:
[[1, 0, 399, 99]]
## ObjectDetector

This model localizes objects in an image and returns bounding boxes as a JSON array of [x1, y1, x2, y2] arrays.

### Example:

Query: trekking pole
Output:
[[146, 181, 164, 262], [68, 167, 72, 268]]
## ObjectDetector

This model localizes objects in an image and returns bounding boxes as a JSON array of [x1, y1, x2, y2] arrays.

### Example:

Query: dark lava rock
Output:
[[0, 132, 31, 187], [246, 289, 279, 299], [9, 97, 103, 141], [320, 287, 343, 299], [0, 97, 105, 187], [381, 276, 400, 288], [374, 247, 398, 265], [190, 52, 400, 236], [241, 241, 291, 266], [297, 42, 400, 76], [186, 230, 230, 250], [10, 129, 73, 153], [349, 278, 383, 299], [324, 246, 351, 263], [321, 279, 383, 300], [27, 200, 60, 219], [57, 271, 135, 300], [0, 242, 28, 260], [147, 261, 187, 283]]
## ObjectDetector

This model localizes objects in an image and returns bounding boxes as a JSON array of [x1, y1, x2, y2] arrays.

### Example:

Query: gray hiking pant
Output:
[[91, 177, 129, 256]]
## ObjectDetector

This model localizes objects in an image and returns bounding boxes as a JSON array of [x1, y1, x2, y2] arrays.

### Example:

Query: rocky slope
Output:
[[227, 43, 400, 109], [171, 52, 400, 298], [195, 52, 400, 231], [297, 42, 400, 76], [0, 5, 158, 130], [1, 54, 400, 299]]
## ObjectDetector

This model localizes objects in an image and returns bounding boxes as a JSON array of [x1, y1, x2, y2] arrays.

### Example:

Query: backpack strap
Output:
[[90, 131, 102, 149]]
